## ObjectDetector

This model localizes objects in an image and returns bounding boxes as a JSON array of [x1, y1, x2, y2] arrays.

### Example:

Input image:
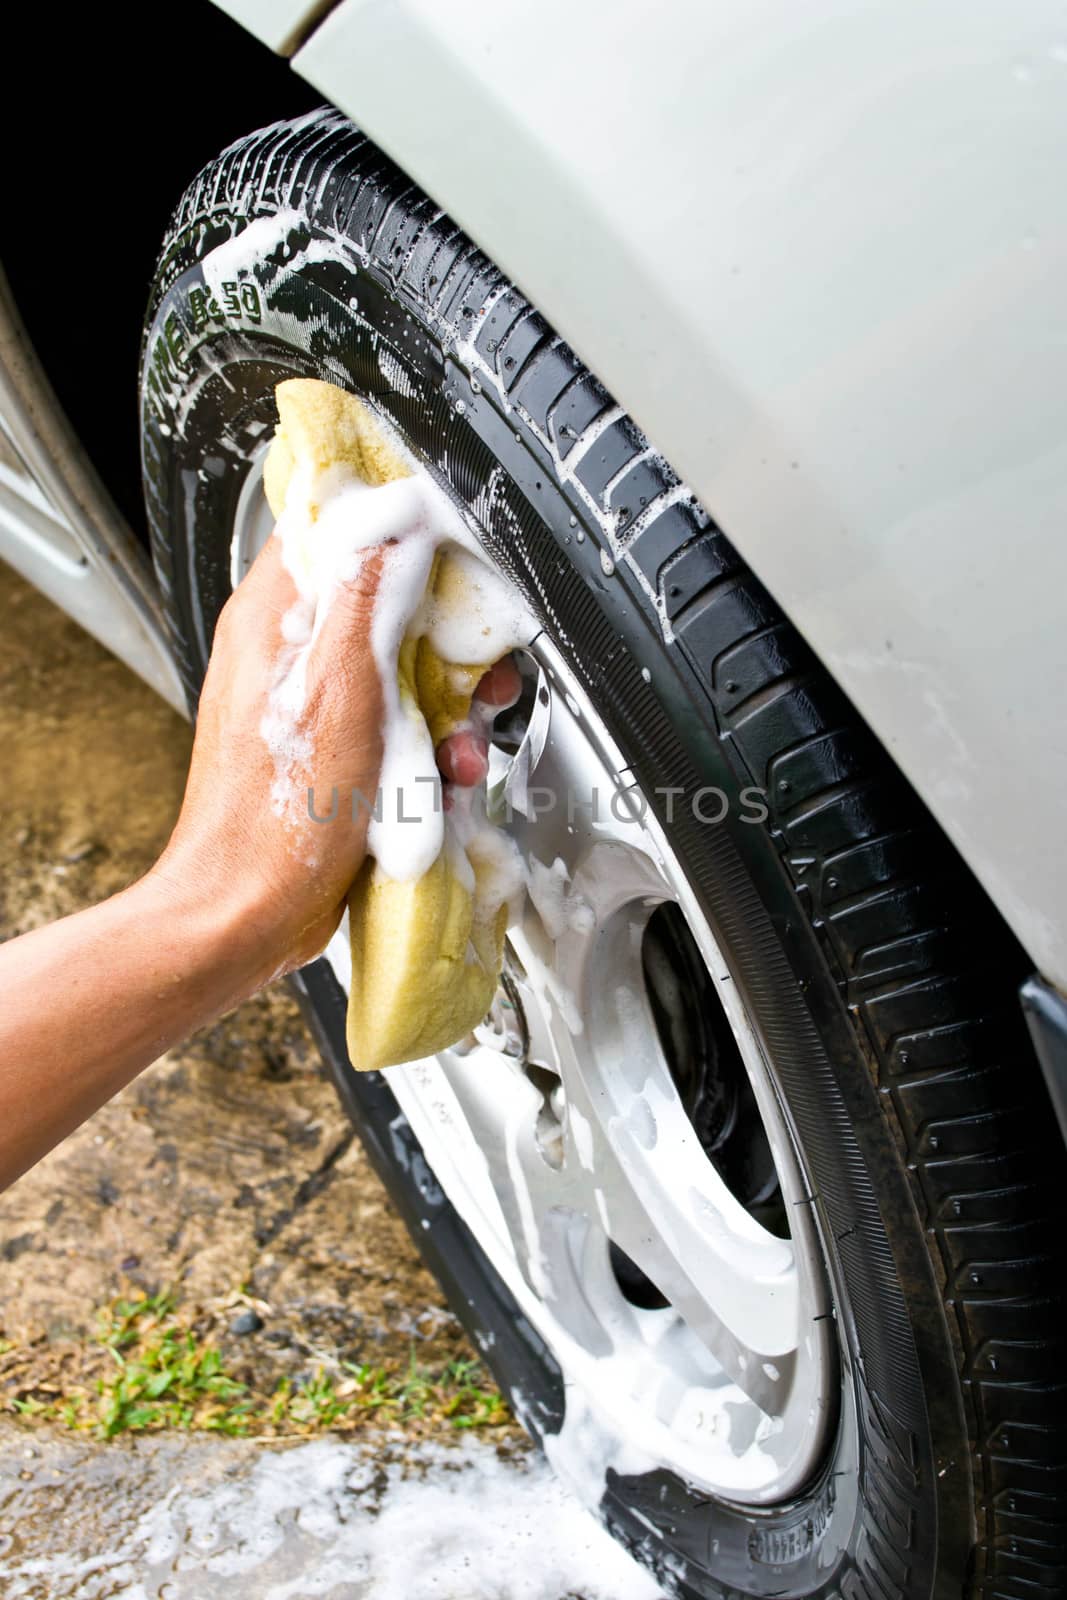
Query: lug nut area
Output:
[[471, 973, 526, 1059], [527, 1062, 566, 1170]]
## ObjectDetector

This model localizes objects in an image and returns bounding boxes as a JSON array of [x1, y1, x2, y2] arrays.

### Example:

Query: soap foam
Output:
[[262, 438, 537, 899], [413, 543, 535, 665], [527, 855, 596, 940]]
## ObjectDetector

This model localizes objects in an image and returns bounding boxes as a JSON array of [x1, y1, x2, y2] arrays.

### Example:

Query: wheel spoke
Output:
[[562, 1065, 796, 1412], [494, 658, 671, 893]]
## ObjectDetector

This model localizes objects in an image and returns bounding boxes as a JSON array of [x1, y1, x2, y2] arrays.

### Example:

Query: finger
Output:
[[305, 546, 388, 687], [437, 730, 490, 787], [243, 531, 299, 611], [315, 546, 386, 643], [473, 655, 522, 710]]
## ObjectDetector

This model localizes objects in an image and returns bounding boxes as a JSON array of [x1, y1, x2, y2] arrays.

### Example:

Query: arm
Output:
[[0, 530, 522, 1193], [0, 536, 385, 1191], [0, 877, 276, 1190]]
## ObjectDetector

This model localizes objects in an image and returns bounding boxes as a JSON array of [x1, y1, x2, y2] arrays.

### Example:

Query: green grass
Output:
[[267, 1350, 510, 1434], [5, 1289, 512, 1440]]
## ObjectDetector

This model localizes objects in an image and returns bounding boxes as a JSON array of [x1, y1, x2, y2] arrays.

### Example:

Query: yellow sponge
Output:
[[264, 378, 508, 1072], [264, 377, 411, 500]]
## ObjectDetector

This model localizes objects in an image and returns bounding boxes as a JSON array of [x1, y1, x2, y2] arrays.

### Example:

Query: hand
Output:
[[0, 530, 518, 1188], [436, 657, 522, 788], [151, 537, 520, 986], [151, 534, 386, 982]]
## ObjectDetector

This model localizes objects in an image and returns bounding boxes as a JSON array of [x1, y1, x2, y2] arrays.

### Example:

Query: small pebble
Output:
[[62, 840, 97, 864], [231, 1309, 264, 1336]]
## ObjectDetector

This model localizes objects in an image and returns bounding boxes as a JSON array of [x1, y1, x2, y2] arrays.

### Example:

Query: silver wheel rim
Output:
[[231, 449, 837, 1506]]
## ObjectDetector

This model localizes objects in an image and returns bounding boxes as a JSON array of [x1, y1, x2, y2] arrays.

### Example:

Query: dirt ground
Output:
[[0, 561, 495, 1442]]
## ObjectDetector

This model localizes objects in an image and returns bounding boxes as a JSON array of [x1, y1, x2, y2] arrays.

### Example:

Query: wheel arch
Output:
[[285, 0, 1067, 991], [7, 0, 1066, 987]]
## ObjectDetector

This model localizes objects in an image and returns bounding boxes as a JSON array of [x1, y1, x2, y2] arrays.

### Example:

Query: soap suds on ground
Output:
[[0, 1432, 666, 1599]]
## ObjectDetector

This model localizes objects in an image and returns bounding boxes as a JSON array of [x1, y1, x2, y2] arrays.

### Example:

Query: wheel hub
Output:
[[385, 638, 837, 1503], [231, 444, 837, 1506]]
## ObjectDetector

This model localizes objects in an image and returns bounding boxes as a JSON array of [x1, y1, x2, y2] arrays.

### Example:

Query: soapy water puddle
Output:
[[0, 1431, 666, 1599]]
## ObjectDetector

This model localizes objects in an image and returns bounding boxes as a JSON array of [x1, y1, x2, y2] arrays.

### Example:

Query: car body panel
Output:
[[210, 0, 330, 54], [0, 275, 185, 713], [0, 431, 184, 714], [289, 0, 1067, 987]]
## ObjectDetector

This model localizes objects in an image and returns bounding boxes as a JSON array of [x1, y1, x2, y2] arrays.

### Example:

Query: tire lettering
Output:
[[187, 280, 263, 333]]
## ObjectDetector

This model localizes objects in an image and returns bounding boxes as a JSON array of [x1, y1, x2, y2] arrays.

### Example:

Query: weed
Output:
[[1, 1291, 515, 1442]]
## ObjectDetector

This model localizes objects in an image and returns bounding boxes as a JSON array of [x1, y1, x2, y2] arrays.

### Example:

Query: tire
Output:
[[141, 110, 1066, 1599]]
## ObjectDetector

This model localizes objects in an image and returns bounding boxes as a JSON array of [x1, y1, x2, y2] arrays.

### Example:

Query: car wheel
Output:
[[141, 110, 1065, 1599]]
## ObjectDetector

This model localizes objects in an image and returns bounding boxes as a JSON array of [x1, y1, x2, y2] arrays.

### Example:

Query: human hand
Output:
[[151, 537, 521, 990], [0, 531, 519, 1186], [151, 534, 387, 983], [435, 657, 523, 788]]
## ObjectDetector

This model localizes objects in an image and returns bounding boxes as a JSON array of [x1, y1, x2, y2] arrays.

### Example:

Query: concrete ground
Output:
[[0, 1429, 664, 1600]]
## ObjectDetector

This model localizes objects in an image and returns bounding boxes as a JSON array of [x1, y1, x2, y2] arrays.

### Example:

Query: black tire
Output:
[[141, 110, 1066, 1599]]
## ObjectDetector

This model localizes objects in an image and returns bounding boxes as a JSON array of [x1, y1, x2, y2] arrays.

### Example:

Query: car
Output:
[[2, 3, 1065, 1595]]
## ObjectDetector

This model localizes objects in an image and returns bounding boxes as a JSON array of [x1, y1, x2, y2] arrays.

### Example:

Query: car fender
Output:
[[227, 0, 1067, 988]]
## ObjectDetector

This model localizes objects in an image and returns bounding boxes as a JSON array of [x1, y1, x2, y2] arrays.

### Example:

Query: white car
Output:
[[2, 3, 1064, 1595]]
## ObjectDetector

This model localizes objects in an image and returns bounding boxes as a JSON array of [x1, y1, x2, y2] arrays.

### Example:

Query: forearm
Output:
[[0, 872, 270, 1191], [0, 527, 392, 1191]]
